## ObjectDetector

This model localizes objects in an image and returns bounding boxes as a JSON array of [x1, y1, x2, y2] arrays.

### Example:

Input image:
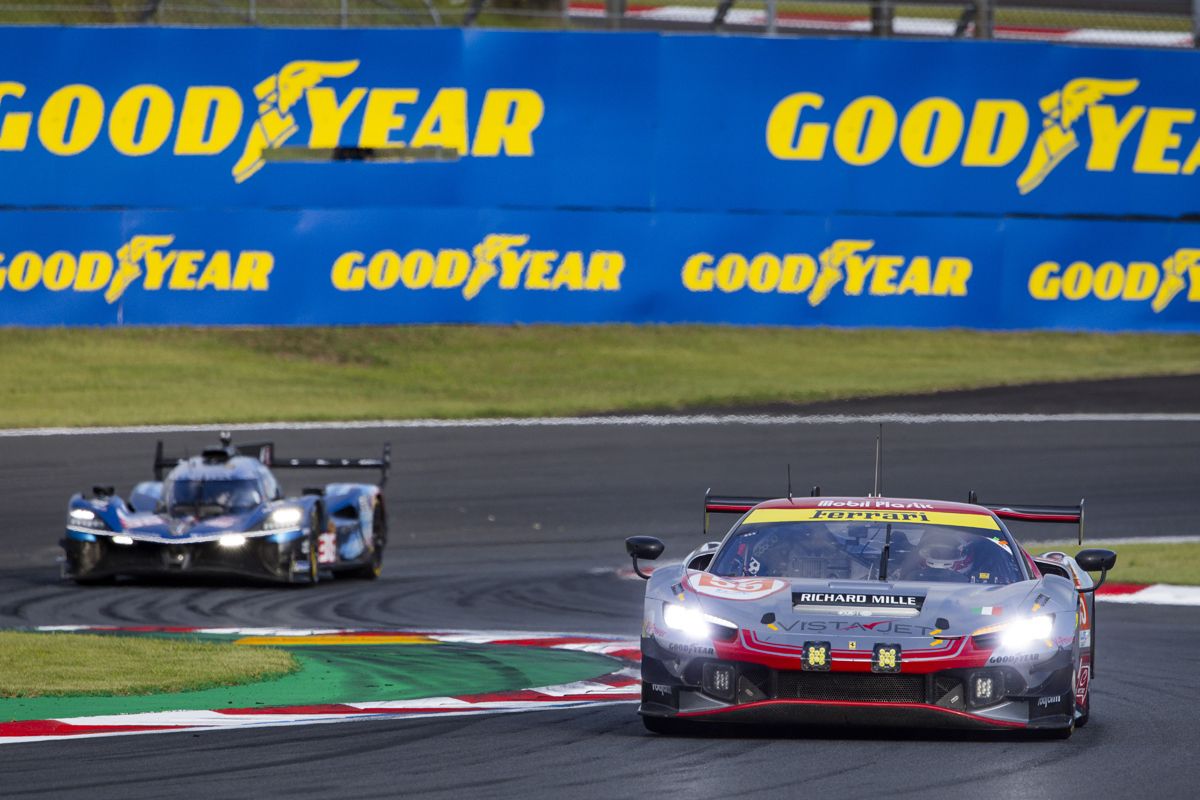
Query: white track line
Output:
[[2, 413, 1199, 438]]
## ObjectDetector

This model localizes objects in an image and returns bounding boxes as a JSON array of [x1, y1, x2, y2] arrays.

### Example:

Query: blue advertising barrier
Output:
[[2, 208, 1198, 330], [0, 28, 1197, 329]]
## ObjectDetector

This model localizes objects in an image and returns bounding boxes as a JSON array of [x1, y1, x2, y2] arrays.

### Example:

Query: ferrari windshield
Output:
[[710, 518, 1023, 585], [166, 479, 263, 516]]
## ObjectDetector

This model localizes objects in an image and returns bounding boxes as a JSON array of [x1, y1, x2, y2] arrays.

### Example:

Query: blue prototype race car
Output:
[[61, 434, 390, 584]]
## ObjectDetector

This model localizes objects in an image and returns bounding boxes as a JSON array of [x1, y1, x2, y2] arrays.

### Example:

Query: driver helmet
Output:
[[917, 530, 974, 573]]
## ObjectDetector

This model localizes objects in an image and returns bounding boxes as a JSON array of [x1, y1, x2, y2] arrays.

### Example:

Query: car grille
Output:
[[776, 672, 927, 704]]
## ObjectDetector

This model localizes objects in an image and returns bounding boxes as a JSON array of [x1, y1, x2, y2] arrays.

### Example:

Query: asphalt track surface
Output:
[[2, 394, 1199, 798]]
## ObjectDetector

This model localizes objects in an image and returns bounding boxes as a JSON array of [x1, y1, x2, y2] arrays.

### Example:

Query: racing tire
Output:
[[641, 715, 697, 735], [347, 502, 386, 580], [306, 508, 321, 586]]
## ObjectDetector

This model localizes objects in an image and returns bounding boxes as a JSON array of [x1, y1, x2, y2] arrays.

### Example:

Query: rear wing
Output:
[[153, 438, 392, 487], [968, 490, 1085, 545], [703, 487, 821, 536]]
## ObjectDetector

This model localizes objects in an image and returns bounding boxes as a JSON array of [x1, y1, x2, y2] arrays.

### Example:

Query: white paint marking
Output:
[[2, 413, 1199, 438]]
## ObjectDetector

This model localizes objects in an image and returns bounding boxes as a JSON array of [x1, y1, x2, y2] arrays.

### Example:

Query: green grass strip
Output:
[[0, 640, 621, 723], [0, 631, 297, 699], [1025, 541, 1200, 586], [1, 326, 1197, 428]]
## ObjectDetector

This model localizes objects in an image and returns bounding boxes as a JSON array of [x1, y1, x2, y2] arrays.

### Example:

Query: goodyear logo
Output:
[[765, 78, 1200, 194], [331, 234, 624, 299], [0, 235, 273, 302], [1029, 249, 1199, 313], [0, 60, 543, 184], [681, 239, 972, 305]]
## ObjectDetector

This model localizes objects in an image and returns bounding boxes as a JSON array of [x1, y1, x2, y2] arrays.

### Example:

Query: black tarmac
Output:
[[1, 388, 1198, 799]]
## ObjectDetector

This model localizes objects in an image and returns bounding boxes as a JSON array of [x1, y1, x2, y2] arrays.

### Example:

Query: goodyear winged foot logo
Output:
[[232, 60, 360, 183], [1016, 78, 1139, 195]]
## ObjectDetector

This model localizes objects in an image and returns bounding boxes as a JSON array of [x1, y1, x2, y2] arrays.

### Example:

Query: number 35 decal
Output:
[[317, 532, 338, 564]]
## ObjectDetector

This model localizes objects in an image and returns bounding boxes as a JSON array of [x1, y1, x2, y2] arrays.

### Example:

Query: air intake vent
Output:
[[776, 672, 926, 704]]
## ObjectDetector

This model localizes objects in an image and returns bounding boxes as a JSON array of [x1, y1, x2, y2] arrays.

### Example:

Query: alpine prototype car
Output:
[[626, 490, 1116, 737], [61, 434, 390, 584]]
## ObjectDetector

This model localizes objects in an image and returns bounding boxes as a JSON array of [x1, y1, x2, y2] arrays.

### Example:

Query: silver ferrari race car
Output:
[[626, 491, 1116, 737]]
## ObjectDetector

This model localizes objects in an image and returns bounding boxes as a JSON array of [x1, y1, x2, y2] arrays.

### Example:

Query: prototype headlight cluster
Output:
[[68, 507, 109, 530], [262, 507, 304, 530], [662, 603, 737, 640], [998, 614, 1054, 648]]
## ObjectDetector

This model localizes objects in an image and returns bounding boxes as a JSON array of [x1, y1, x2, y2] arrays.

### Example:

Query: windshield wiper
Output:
[[878, 523, 893, 581]]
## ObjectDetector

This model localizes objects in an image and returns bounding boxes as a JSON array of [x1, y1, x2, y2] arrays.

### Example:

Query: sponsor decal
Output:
[[0, 60, 544, 184], [681, 240, 972, 307], [688, 572, 789, 601], [650, 683, 672, 696], [778, 620, 936, 636], [793, 592, 923, 609], [817, 500, 934, 510], [764, 78, 1200, 195], [664, 642, 715, 656], [988, 653, 1041, 664], [1027, 248, 1199, 313], [1079, 629, 1091, 648], [1037, 694, 1063, 708], [0, 235, 273, 304], [331, 234, 624, 301], [745, 507, 1000, 531]]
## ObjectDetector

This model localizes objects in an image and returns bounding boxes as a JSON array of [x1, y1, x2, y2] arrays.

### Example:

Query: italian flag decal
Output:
[[973, 606, 1004, 615]]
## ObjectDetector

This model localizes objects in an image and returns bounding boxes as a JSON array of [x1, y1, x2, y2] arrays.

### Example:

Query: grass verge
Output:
[[1, 326, 1197, 427], [0, 632, 297, 698], [1024, 541, 1200, 586]]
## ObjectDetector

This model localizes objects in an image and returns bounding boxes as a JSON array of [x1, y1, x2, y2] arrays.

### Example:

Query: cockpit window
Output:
[[709, 519, 1023, 585], [166, 479, 263, 517]]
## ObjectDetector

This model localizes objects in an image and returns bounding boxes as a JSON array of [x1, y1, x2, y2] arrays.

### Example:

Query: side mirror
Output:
[[1076, 548, 1117, 573], [625, 536, 664, 580]]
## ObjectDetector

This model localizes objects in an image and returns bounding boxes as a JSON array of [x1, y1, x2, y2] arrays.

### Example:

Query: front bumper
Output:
[[61, 532, 307, 583], [640, 638, 1075, 731]]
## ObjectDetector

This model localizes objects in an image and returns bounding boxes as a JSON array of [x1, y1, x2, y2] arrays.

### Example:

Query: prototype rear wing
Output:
[[153, 438, 392, 487], [967, 490, 1085, 544]]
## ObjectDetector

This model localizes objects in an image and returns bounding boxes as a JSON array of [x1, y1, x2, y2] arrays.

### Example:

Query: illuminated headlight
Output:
[[111, 535, 134, 546], [68, 508, 108, 529], [263, 507, 304, 530], [218, 534, 247, 549], [999, 615, 1054, 648], [662, 603, 737, 640]]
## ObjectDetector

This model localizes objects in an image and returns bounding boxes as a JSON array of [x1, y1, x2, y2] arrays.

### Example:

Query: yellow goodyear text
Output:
[[765, 79, 1200, 194], [0, 235, 274, 304], [681, 239, 972, 307], [331, 234, 624, 301], [0, 60, 544, 184], [1028, 249, 1200, 313]]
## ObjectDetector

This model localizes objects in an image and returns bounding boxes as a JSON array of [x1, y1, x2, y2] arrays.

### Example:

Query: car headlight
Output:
[[999, 614, 1054, 648], [662, 603, 737, 640], [262, 507, 304, 530], [68, 507, 109, 530]]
